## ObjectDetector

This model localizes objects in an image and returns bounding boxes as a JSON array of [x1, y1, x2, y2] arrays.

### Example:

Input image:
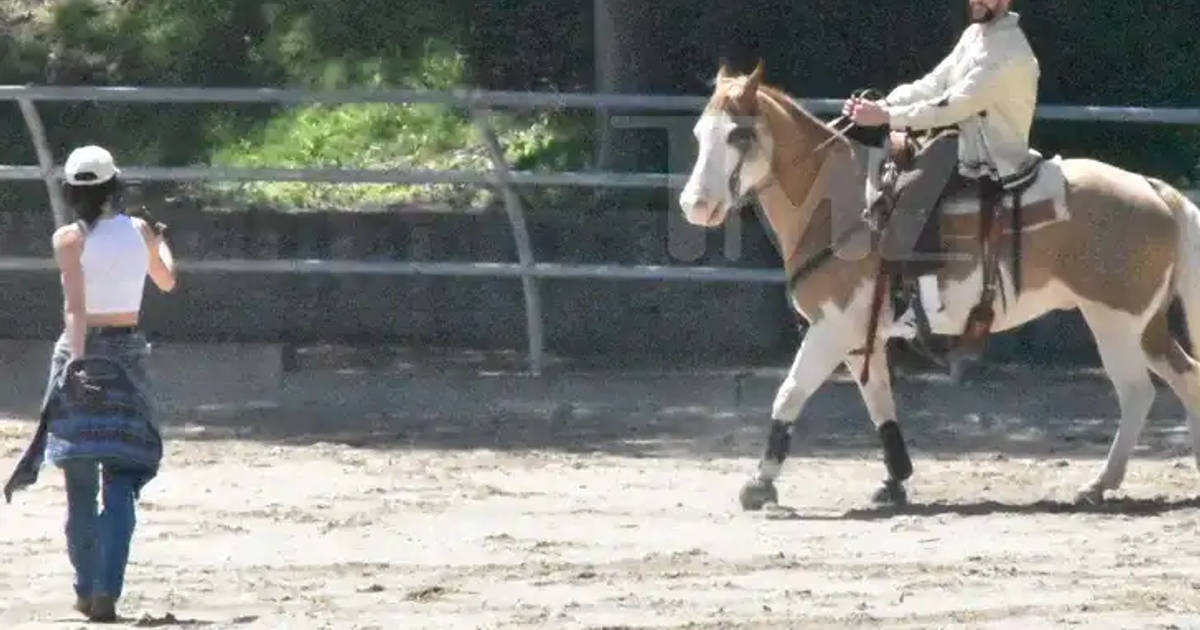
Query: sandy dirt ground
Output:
[[3, 367, 1200, 629]]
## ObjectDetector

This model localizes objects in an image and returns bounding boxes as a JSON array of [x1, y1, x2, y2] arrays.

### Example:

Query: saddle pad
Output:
[[939, 155, 1070, 238]]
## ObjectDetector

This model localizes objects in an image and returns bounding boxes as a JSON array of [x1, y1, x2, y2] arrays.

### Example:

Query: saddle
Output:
[[852, 127, 1058, 381]]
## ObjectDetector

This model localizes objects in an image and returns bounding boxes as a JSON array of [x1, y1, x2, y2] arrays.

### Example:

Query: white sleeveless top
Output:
[[79, 214, 149, 314]]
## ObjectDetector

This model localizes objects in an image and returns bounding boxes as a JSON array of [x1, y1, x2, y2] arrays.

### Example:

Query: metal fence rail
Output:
[[0, 165, 684, 189], [0, 256, 787, 281], [1, 84, 1197, 372], [4, 86, 1200, 123]]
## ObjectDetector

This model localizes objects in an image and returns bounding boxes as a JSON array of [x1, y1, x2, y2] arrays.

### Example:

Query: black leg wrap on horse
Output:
[[879, 420, 913, 481], [765, 420, 792, 463]]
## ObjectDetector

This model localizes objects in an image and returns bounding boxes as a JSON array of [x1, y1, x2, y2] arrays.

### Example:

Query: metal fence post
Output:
[[17, 98, 68, 227], [471, 109, 546, 376]]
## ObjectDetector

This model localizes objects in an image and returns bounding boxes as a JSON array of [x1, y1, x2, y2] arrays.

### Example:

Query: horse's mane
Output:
[[708, 79, 840, 144], [756, 84, 839, 140]]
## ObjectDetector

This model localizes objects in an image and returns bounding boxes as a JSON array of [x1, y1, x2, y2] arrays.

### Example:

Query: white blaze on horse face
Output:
[[680, 111, 771, 227], [680, 112, 735, 226]]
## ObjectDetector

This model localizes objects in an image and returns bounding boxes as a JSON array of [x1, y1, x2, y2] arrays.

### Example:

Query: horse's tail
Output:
[[1148, 177, 1200, 355]]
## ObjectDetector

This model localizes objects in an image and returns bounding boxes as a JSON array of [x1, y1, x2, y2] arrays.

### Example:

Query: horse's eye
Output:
[[727, 126, 755, 148]]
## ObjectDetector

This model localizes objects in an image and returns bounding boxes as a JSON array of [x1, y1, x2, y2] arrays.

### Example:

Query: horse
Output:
[[678, 61, 1200, 508]]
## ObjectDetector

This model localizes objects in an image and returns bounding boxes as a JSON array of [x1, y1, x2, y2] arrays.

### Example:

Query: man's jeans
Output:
[[61, 459, 139, 600]]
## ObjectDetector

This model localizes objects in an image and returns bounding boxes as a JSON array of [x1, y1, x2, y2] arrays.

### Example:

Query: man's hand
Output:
[[843, 98, 891, 127]]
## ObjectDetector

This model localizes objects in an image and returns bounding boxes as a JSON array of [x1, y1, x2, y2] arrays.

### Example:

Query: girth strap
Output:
[[956, 178, 1005, 352], [1010, 188, 1024, 297], [785, 221, 870, 292]]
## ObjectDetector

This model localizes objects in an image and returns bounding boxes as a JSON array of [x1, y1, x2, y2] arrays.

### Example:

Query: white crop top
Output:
[[79, 214, 150, 314]]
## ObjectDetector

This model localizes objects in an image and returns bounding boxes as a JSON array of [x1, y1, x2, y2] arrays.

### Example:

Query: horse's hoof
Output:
[[1075, 485, 1106, 506], [739, 478, 778, 511], [871, 479, 908, 506]]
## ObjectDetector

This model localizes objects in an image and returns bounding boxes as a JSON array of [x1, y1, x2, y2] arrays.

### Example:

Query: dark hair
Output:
[[63, 178, 120, 227]]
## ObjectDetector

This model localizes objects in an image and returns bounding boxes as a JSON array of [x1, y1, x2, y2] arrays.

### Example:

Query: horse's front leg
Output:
[[739, 322, 846, 510], [844, 344, 913, 506]]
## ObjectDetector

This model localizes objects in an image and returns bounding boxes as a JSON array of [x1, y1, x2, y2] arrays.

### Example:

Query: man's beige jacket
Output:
[[885, 11, 1041, 181]]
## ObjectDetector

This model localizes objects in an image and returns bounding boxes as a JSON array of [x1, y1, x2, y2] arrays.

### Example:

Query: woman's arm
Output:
[[134, 217, 177, 292], [52, 225, 87, 358]]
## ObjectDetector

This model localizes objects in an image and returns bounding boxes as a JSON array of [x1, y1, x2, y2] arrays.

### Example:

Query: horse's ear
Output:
[[717, 62, 732, 81], [746, 59, 764, 91], [744, 58, 763, 95]]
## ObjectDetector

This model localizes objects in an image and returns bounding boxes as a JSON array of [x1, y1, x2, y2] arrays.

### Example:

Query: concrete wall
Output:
[[0, 195, 1107, 366], [0, 340, 1138, 449], [0, 340, 281, 417]]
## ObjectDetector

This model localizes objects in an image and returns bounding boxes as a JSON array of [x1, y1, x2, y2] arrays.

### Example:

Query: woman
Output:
[[4, 145, 177, 622]]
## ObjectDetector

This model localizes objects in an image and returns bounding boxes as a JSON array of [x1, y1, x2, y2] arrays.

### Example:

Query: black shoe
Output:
[[88, 595, 117, 623]]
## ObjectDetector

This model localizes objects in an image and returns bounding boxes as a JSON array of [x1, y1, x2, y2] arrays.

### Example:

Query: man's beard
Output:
[[969, 5, 999, 23]]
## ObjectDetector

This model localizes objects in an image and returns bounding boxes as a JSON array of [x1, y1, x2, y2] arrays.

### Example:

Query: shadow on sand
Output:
[[764, 494, 1200, 521], [2, 362, 1196, 463], [145, 368, 1196, 464]]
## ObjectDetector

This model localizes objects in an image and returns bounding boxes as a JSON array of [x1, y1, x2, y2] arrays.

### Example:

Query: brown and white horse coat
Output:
[[679, 63, 1200, 507]]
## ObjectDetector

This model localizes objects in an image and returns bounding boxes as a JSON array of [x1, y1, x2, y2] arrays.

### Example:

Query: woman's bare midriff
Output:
[[87, 312, 139, 327]]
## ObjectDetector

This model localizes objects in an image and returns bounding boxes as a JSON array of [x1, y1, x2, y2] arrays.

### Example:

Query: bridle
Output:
[[723, 88, 885, 212], [725, 109, 860, 214], [719, 88, 886, 288]]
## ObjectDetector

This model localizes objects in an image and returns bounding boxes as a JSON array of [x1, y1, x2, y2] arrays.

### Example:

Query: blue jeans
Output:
[[61, 459, 140, 600]]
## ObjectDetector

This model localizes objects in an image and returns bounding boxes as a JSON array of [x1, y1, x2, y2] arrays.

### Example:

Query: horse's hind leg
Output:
[[739, 322, 845, 511], [1077, 304, 1158, 504], [1140, 306, 1200, 473]]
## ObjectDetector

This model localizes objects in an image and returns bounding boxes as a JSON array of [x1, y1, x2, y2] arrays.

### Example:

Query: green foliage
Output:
[[202, 45, 590, 209], [0, 0, 590, 210], [206, 104, 582, 210]]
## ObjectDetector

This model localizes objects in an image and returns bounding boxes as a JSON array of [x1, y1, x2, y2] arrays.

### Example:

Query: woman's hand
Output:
[[139, 219, 177, 293], [129, 207, 167, 236]]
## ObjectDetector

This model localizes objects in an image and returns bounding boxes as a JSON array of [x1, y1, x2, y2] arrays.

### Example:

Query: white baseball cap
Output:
[[63, 145, 120, 186]]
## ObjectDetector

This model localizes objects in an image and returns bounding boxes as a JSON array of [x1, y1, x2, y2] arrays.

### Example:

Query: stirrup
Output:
[[883, 308, 920, 340], [890, 306, 950, 370]]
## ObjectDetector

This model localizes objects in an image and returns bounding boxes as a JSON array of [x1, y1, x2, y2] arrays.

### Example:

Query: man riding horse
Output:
[[844, 0, 1040, 342], [681, 1, 1200, 511]]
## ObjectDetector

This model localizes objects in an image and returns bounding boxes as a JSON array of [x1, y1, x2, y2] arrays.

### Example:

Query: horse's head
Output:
[[679, 61, 776, 227]]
